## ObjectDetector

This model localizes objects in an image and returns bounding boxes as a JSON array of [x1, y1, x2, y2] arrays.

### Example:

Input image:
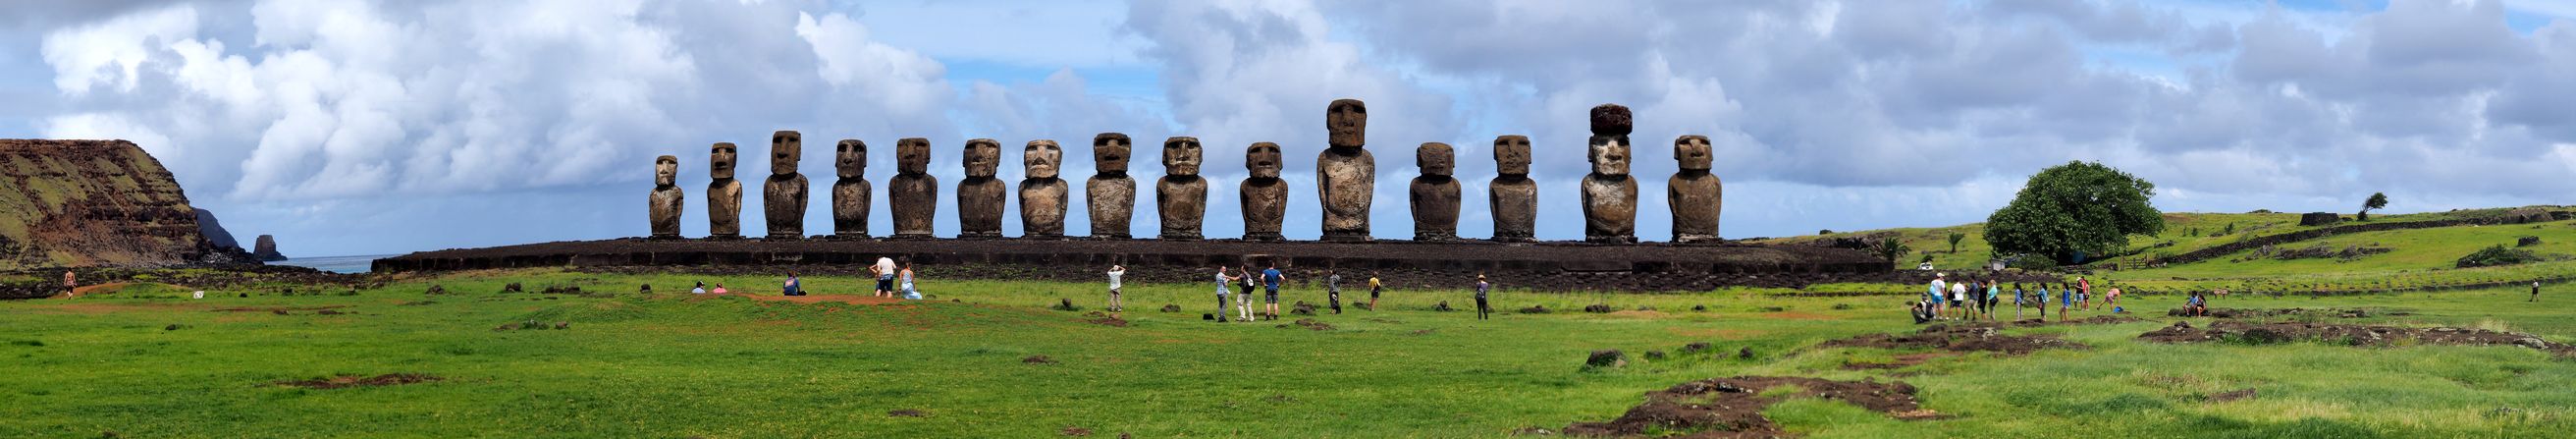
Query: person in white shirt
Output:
[[690, 281, 707, 295], [1105, 265, 1127, 312], [872, 257, 899, 298], [1927, 274, 1948, 319]]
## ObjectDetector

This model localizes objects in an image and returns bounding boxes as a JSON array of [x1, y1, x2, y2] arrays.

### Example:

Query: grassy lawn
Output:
[[5, 269, 2574, 437]]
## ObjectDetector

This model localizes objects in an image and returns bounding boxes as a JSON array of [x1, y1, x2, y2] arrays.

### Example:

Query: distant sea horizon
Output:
[[268, 254, 397, 274]]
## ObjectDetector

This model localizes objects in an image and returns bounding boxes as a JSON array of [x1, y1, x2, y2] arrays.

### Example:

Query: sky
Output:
[[5, 0, 2576, 257]]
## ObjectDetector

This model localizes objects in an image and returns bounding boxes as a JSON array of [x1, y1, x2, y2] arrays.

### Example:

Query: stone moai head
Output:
[[1588, 136, 1631, 177], [710, 142, 738, 179], [1418, 142, 1455, 177], [835, 139, 867, 179], [1326, 98, 1368, 148], [1675, 135, 1713, 172], [1025, 139, 1062, 179], [1588, 104, 1634, 137], [1493, 136, 1531, 176], [964, 138, 1000, 179], [655, 155, 678, 187], [1247, 142, 1283, 179], [1162, 137, 1203, 176], [1093, 133, 1132, 174], [770, 131, 802, 177], [897, 137, 932, 175]]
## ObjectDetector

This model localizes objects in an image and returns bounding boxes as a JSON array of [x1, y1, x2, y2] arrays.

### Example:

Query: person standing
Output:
[[872, 257, 897, 298], [64, 270, 78, 298], [1927, 273, 1948, 320], [2032, 284, 2049, 320], [2057, 283, 2073, 322], [1368, 272, 1384, 309], [1949, 279, 1967, 320], [1984, 280, 2002, 321], [1474, 274, 1492, 320], [1261, 264, 1286, 320], [1325, 270, 1343, 314], [1213, 266, 1235, 322], [1105, 265, 1127, 312], [2076, 276, 2093, 310], [2533, 280, 2542, 302], [1238, 265, 1259, 322], [2012, 283, 2026, 321]]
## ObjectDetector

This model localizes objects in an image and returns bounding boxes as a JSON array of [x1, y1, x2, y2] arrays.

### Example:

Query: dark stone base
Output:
[[647, 234, 684, 241], [832, 232, 872, 240], [957, 232, 1002, 240], [1586, 235, 1638, 245], [1159, 233, 1204, 241], [1674, 234, 1723, 244], [765, 234, 803, 241], [889, 233, 938, 241], [1022, 233, 1064, 240], [1092, 233, 1131, 240], [1243, 233, 1284, 242], [1319, 232, 1371, 242], [1415, 232, 1458, 242], [1489, 235, 1534, 243], [706, 234, 743, 241]]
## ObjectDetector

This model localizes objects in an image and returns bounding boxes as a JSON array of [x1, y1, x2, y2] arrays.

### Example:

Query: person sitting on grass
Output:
[[898, 264, 919, 300], [711, 283, 730, 295], [1910, 299, 1933, 324], [2186, 291, 2210, 317], [782, 271, 804, 297], [691, 281, 707, 295]]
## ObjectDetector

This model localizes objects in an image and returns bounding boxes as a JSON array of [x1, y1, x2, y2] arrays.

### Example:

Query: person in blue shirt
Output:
[[2034, 284, 2050, 320], [2011, 283, 2026, 321], [781, 271, 804, 297], [2057, 283, 2074, 322], [1261, 265, 1286, 320]]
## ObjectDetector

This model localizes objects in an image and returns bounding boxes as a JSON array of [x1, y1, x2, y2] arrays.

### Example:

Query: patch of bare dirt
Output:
[[2008, 315, 2142, 327], [1277, 318, 1335, 331], [886, 409, 928, 417], [1023, 356, 1055, 364], [1562, 376, 1928, 438], [274, 373, 440, 389], [1080, 311, 1129, 327], [1841, 353, 1957, 371], [2138, 321, 2576, 356], [2169, 307, 2407, 319], [2205, 388, 2258, 403], [1819, 323, 2086, 356], [741, 294, 904, 305]]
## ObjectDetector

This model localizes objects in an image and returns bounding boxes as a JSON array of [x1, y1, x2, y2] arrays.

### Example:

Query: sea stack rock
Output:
[[252, 235, 288, 261], [1668, 135, 1723, 243], [956, 138, 1007, 239], [1409, 142, 1461, 242], [1156, 137, 1208, 241], [1019, 139, 1069, 239], [889, 137, 939, 239], [649, 155, 684, 240], [1087, 133, 1137, 240], [1240, 141, 1288, 241], [706, 142, 744, 239], [1488, 136, 1537, 243], [1316, 98, 1375, 242], [1581, 104, 1639, 244], [831, 139, 871, 239], [762, 131, 810, 240]]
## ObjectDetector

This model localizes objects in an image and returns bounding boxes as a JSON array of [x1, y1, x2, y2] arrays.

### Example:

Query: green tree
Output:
[[1985, 161, 2166, 265], [1876, 237, 1912, 266], [1946, 233, 1966, 253], [2360, 192, 2388, 221]]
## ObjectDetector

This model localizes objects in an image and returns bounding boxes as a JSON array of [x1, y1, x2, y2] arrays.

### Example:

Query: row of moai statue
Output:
[[647, 101, 1724, 244]]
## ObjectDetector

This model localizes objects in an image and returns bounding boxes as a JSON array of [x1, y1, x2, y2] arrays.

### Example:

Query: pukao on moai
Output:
[[956, 138, 1007, 239], [1019, 139, 1069, 239], [649, 155, 684, 240], [763, 131, 809, 240], [1582, 104, 1639, 244], [1488, 136, 1537, 243], [1409, 142, 1461, 241], [1088, 134, 1137, 240], [1156, 137, 1208, 241], [1316, 98, 1375, 242], [706, 142, 744, 239], [831, 139, 871, 239], [889, 137, 939, 239], [1668, 135, 1724, 243], [1240, 141, 1288, 241]]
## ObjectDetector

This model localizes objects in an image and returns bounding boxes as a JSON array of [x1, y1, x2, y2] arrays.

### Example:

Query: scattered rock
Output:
[[1561, 376, 1925, 437], [638, 284, 653, 293], [424, 285, 447, 295], [1642, 351, 1666, 360], [1159, 304, 1181, 312], [1584, 350, 1627, 369], [1519, 304, 1551, 314], [1680, 342, 1712, 355], [503, 283, 523, 293], [275, 373, 441, 389], [1023, 356, 1055, 364], [887, 410, 928, 417], [2139, 320, 2576, 357], [1820, 324, 2084, 356], [1433, 301, 1455, 312], [1690, 304, 1708, 312], [1290, 302, 1317, 315], [1582, 303, 1614, 313], [1051, 298, 1082, 311], [163, 324, 186, 331], [2519, 236, 2544, 247], [1738, 347, 1756, 360]]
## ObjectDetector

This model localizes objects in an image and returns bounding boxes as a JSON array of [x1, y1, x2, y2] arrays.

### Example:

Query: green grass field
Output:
[[6, 268, 2574, 437]]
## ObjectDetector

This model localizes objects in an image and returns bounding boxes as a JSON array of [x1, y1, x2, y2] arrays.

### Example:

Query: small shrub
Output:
[[2456, 245, 2545, 268]]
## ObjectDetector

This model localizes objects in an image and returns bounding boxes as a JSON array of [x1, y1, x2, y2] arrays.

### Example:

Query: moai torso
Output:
[[1668, 135, 1723, 243], [1087, 134, 1137, 240], [1316, 98, 1374, 242], [1409, 142, 1461, 242], [1019, 139, 1068, 239], [956, 138, 1007, 239], [706, 142, 744, 239], [763, 131, 809, 240], [1488, 136, 1536, 242], [649, 155, 684, 239], [1240, 141, 1288, 241], [1156, 137, 1208, 241], [1582, 104, 1638, 244], [831, 139, 871, 239], [889, 137, 939, 239]]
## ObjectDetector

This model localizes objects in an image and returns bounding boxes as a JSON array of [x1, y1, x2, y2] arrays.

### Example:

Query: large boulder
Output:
[[2298, 212, 2341, 227], [252, 235, 289, 261]]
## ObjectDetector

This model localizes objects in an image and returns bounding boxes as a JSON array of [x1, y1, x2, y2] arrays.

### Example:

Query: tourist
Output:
[[2185, 291, 2209, 317], [2105, 284, 2122, 307], [711, 283, 730, 295], [1949, 279, 1967, 320], [2057, 283, 2073, 322], [1213, 266, 1236, 322], [872, 256, 897, 298], [1909, 299, 1933, 324], [1475, 274, 1492, 320], [2012, 283, 2026, 320], [1238, 265, 1259, 322], [1325, 270, 1343, 314], [1105, 265, 1126, 312], [899, 264, 919, 300], [64, 270, 77, 297], [782, 271, 804, 297], [1368, 272, 1384, 309], [1927, 273, 1948, 319], [2076, 276, 2093, 310], [1983, 280, 2002, 321], [1261, 264, 1286, 320], [2533, 280, 2542, 302], [691, 281, 707, 295], [2033, 283, 2050, 320]]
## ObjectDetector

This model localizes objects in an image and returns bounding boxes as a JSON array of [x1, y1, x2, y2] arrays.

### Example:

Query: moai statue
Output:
[[648, 155, 684, 240], [831, 139, 871, 239], [1409, 142, 1461, 241], [1087, 134, 1137, 240], [888, 137, 939, 239], [762, 131, 810, 240], [1019, 139, 1069, 239], [1488, 136, 1537, 243], [956, 138, 1007, 239], [1155, 137, 1208, 241], [706, 142, 744, 239], [1669, 135, 1724, 244], [1582, 104, 1639, 244], [1316, 98, 1375, 242], [1239, 141, 1288, 241]]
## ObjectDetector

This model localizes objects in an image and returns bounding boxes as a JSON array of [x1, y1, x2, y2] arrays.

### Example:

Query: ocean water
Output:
[[269, 254, 395, 274]]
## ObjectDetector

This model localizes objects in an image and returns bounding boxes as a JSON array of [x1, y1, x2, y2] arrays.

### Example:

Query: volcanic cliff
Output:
[[0, 139, 250, 268]]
